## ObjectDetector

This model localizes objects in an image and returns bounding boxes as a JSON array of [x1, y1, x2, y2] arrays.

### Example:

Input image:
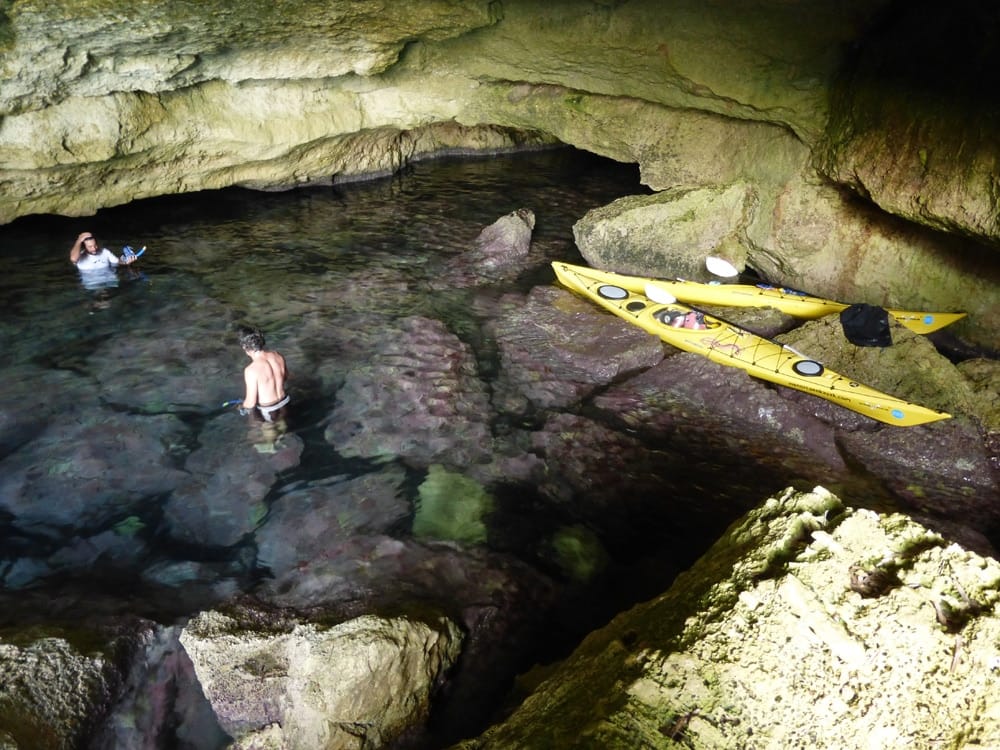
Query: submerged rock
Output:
[[455, 486, 1000, 749], [489, 286, 664, 412], [255, 466, 410, 578], [435, 208, 538, 286], [0, 408, 188, 543], [164, 417, 304, 548], [324, 315, 493, 470]]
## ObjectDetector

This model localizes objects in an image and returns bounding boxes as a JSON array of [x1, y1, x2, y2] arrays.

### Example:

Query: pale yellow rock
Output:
[[180, 611, 463, 750], [454, 487, 1000, 749], [573, 184, 757, 281], [0, 0, 996, 349]]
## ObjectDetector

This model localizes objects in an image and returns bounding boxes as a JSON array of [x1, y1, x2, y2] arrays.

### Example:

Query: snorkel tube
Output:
[[121, 245, 147, 261]]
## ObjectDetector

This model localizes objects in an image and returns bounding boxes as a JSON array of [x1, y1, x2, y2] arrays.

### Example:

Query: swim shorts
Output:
[[257, 395, 290, 422]]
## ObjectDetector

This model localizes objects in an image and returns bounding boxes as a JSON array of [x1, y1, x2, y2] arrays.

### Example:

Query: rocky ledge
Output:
[[455, 486, 1000, 749], [6, 487, 1000, 749]]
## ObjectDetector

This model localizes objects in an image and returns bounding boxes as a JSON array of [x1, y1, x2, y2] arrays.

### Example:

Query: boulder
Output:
[[454, 486, 1000, 749], [432, 208, 542, 287], [574, 184, 756, 280], [180, 608, 463, 750], [468, 208, 535, 271]]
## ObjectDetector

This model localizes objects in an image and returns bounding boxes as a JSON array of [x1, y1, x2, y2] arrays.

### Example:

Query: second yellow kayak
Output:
[[552, 262, 951, 427], [559, 265, 965, 334]]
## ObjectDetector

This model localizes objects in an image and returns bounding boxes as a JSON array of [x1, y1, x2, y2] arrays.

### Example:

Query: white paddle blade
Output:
[[644, 282, 676, 304], [706, 255, 740, 278]]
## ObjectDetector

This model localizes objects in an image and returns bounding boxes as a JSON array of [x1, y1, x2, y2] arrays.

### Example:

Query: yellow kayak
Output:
[[559, 265, 965, 334], [552, 262, 951, 427]]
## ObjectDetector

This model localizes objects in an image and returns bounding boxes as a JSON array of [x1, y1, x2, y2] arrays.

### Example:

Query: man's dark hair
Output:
[[239, 326, 265, 352]]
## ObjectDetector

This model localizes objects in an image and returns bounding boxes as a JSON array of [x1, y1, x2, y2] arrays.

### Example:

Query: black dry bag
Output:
[[840, 303, 892, 347]]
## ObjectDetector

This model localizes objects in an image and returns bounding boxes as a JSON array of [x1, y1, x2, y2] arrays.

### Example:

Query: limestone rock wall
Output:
[[0, 0, 501, 114], [816, 0, 1000, 243], [454, 487, 1000, 749], [0, 0, 997, 347]]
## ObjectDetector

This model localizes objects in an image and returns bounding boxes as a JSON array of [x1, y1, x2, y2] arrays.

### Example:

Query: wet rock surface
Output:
[[592, 351, 853, 492], [488, 285, 664, 412], [324, 315, 494, 470]]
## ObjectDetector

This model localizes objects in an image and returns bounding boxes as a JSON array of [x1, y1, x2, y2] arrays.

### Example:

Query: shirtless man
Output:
[[238, 327, 289, 422]]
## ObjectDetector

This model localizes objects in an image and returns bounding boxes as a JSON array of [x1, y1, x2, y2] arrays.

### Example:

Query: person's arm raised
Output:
[[69, 232, 90, 263]]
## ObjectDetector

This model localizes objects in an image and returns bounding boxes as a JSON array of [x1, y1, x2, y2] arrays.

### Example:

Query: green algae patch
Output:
[[412, 464, 493, 545], [112, 515, 145, 537], [549, 525, 608, 583]]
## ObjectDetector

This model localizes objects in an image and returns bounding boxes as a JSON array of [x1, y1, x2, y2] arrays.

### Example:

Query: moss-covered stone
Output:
[[414, 464, 494, 545]]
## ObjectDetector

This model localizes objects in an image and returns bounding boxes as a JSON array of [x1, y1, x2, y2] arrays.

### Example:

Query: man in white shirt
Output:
[[69, 231, 137, 290]]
